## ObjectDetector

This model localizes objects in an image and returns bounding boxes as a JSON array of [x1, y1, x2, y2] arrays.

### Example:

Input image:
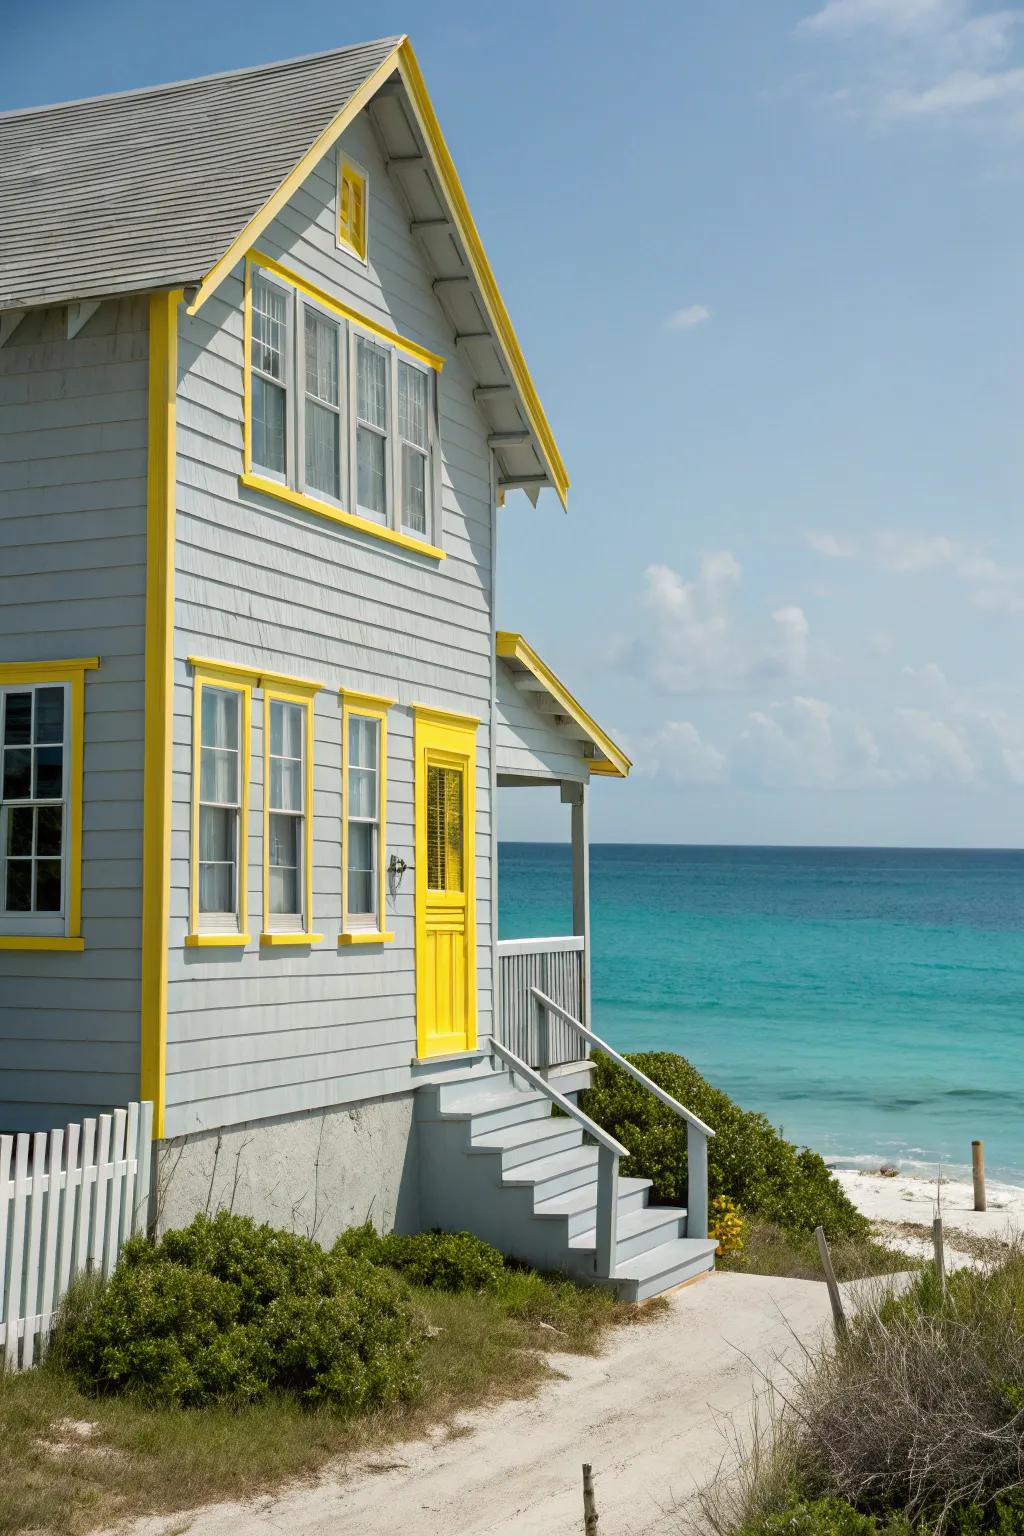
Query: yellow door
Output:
[[414, 707, 478, 1058]]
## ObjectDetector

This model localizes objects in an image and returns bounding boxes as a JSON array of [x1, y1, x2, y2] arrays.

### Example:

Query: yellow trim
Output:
[[185, 933, 252, 948], [186, 657, 322, 695], [261, 683, 316, 942], [240, 473, 446, 561], [395, 42, 569, 507], [189, 663, 252, 944], [340, 692, 391, 943], [140, 293, 180, 1137], [411, 704, 480, 730], [495, 631, 631, 779], [248, 253, 444, 372], [0, 659, 99, 683], [338, 158, 368, 261], [260, 932, 324, 947], [0, 935, 86, 952], [186, 43, 406, 316], [413, 706, 479, 1060], [0, 657, 98, 955]]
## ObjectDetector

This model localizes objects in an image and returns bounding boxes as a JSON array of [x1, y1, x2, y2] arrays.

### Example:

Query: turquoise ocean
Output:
[[498, 844, 1024, 1187]]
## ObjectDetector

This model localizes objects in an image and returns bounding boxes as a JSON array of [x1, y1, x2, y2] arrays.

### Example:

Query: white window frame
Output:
[[396, 353, 438, 539], [296, 295, 347, 511], [0, 681, 71, 937], [249, 271, 292, 485], [263, 693, 309, 935]]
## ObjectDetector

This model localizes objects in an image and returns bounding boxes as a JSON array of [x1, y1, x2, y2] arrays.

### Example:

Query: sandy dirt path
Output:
[[120, 1272, 834, 1536]]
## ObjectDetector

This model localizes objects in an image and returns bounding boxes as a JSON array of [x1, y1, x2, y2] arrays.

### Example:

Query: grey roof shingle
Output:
[[0, 38, 402, 310]]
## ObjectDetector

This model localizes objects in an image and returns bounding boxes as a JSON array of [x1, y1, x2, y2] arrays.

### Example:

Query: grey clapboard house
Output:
[[0, 38, 716, 1298]]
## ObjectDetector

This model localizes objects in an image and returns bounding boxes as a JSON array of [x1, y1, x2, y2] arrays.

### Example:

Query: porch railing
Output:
[[497, 936, 587, 1070]]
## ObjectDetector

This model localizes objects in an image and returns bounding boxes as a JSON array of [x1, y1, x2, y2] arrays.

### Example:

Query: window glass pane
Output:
[[252, 376, 286, 476], [6, 805, 33, 856], [35, 860, 62, 912], [349, 765, 377, 819], [347, 820, 375, 916], [426, 764, 463, 892], [5, 860, 30, 912], [347, 869, 374, 915], [3, 693, 31, 746], [202, 688, 238, 750], [357, 427, 386, 517], [34, 746, 63, 800], [34, 688, 64, 744], [270, 866, 299, 916], [398, 363, 428, 449], [305, 400, 340, 500], [2, 748, 31, 800], [304, 312, 339, 405], [36, 804, 62, 856], [402, 445, 427, 534], [199, 861, 234, 915], [268, 811, 298, 869], [201, 747, 238, 805], [270, 757, 302, 813], [268, 813, 299, 916], [198, 805, 235, 914], [349, 716, 378, 771], [357, 339, 387, 429], [252, 279, 287, 380]]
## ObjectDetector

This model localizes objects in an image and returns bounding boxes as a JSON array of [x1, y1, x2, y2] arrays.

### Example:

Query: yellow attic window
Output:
[[338, 158, 367, 261]]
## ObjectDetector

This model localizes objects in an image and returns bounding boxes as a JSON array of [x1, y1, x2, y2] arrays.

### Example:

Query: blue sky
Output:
[[10, 0, 1024, 846]]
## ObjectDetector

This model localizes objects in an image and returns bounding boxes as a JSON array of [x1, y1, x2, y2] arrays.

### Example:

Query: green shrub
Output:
[[60, 1211, 422, 1411], [580, 1052, 866, 1238], [738, 1498, 917, 1535], [335, 1226, 505, 1293]]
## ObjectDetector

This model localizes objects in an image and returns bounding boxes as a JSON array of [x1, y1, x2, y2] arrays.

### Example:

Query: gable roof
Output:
[[496, 633, 632, 779], [0, 38, 568, 505]]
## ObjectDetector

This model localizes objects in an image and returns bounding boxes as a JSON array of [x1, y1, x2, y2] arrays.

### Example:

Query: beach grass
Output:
[[717, 1220, 919, 1282], [0, 1272, 651, 1536]]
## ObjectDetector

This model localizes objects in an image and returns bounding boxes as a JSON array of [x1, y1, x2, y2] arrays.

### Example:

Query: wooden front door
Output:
[[414, 707, 478, 1058]]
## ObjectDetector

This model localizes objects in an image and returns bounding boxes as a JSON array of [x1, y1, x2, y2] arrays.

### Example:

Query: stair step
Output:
[[470, 1116, 584, 1168], [613, 1237, 718, 1302], [449, 1092, 552, 1135], [571, 1203, 689, 1262], [534, 1176, 654, 1236], [502, 1144, 599, 1201]]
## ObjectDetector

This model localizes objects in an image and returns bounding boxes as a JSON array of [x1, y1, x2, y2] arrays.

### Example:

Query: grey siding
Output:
[[495, 665, 589, 783], [0, 299, 148, 1132], [166, 114, 496, 1138]]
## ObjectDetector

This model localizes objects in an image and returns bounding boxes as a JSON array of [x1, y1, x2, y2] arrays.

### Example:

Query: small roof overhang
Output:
[[496, 631, 631, 780]]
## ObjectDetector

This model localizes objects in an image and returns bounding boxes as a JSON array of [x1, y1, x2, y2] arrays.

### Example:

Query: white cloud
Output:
[[874, 530, 1024, 610], [739, 696, 889, 789], [666, 304, 712, 331], [894, 707, 977, 780], [625, 555, 812, 694], [875, 530, 963, 572], [636, 721, 729, 785], [806, 529, 859, 558], [800, 0, 954, 38]]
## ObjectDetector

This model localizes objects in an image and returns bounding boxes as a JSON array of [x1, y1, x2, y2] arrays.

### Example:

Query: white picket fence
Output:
[[0, 1101, 153, 1370]]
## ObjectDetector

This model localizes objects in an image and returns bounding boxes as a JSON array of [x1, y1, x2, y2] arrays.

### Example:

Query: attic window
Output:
[[338, 158, 367, 261]]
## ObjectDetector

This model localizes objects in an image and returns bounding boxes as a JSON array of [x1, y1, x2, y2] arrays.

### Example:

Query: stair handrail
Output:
[[530, 988, 715, 1242], [489, 1038, 628, 1157], [489, 1036, 627, 1280]]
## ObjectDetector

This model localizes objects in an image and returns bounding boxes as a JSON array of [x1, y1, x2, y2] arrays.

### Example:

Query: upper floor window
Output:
[[0, 658, 97, 950], [246, 263, 441, 549], [337, 159, 368, 261]]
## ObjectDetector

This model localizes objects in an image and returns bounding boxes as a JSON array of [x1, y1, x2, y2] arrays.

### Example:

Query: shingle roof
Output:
[[0, 38, 401, 310]]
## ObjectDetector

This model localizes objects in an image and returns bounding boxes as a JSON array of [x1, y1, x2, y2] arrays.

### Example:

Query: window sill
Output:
[[0, 934, 85, 952], [240, 474, 445, 561], [338, 931, 395, 946], [185, 933, 252, 948], [260, 932, 324, 947]]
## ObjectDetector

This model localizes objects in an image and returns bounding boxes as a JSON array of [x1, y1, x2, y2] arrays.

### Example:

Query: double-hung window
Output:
[[339, 691, 393, 944], [244, 260, 442, 551], [190, 667, 251, 944], [0, 659, 95, 949], [262, 686, 318, 943]]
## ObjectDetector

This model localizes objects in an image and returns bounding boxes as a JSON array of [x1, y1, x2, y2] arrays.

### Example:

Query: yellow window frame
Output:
[[338, 157, 368, 261], [240, 253, 446, 561], [339, 688, 395, 946], [261, 681, 322, 946], [0, 657, 99, 952], [186, 661, 253, 948]]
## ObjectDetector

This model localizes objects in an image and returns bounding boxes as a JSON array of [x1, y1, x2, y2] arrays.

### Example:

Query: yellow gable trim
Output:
[[496, 631, 631, 779]]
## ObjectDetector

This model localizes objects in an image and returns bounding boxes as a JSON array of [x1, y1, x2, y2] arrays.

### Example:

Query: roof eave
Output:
[[496, 631, 631, 779]]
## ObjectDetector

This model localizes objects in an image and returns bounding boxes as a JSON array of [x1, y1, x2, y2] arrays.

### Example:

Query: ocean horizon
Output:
[[498, 842, 1024, 1188]]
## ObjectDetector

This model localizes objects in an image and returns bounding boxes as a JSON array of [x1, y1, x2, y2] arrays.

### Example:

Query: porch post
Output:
[[562, 779, 591, 1027]]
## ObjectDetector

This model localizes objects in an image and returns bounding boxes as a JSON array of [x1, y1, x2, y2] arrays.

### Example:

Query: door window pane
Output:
[[426, 765, 463, 892]]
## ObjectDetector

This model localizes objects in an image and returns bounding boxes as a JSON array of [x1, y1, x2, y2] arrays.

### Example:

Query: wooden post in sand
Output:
[[972, 1141, 987, 1213], [932, 1215, 946, 1295], [815, 1226, 848, 1341], [583, 1463, 599, 1534]]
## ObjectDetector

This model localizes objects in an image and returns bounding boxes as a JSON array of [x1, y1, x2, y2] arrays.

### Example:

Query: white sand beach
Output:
[[834, 1166, 1024, 1265]]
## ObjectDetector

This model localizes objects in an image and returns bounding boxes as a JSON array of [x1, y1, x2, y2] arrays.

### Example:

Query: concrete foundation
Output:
[[154, 1091, 420, 1243]]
